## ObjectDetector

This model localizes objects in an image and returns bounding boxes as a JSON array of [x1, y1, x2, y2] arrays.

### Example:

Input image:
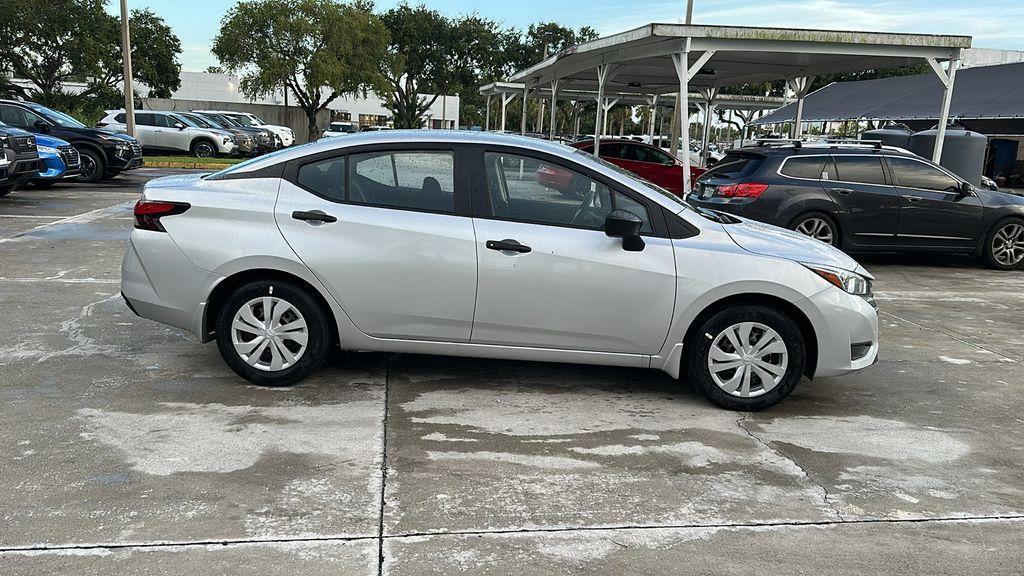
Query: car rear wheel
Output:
[[214, 280, 332, 387], [983, 218, 1024, 270], [684, 305, 806, 411], [77, 149, 105, 183], [790, 212, 839, 247]]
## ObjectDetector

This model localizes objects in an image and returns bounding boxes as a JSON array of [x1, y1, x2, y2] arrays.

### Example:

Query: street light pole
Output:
[[120, 0, 136, 137]]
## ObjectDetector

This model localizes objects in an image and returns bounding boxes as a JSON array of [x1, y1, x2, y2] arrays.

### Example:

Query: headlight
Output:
[[803, 264, 871, 296], [224, 137, 233, 144], [37, 145, 57, 155]]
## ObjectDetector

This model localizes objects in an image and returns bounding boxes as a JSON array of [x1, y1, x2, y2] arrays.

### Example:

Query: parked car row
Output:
[[97, 109, 294, 158]]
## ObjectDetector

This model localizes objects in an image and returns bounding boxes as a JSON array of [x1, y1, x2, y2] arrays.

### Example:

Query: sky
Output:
[[113, 0, 1024, 72]]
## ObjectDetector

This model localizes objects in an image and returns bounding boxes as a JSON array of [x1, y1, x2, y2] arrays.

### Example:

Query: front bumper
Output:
[[797, 286, 879, 378], [108, 140, 144, 173]]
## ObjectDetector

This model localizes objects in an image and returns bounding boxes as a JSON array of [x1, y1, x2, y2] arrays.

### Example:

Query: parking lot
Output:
[[1, 169, 1022, 574]]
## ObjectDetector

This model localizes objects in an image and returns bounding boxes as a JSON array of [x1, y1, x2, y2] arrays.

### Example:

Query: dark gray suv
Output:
[[689, 143, 1024, 270]]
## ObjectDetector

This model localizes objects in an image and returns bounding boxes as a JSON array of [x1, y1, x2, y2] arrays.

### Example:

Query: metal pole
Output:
[[648, 95, 659, 141], [500, 94, 509, 131], [485, 94, 491, 131], [119, 0, 135, 137], [520, 86, 528, 135], [933, 56, 960, 163], [672, 52, 692, 192], [594, 64, 608, 155], [548, 79, 559, 141]]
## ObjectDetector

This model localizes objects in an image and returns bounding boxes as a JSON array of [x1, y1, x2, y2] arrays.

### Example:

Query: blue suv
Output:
[[29, 133, 81, 188]]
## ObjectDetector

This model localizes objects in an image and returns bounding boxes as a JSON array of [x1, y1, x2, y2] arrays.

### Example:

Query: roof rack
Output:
[[752, 138, 887, 151]]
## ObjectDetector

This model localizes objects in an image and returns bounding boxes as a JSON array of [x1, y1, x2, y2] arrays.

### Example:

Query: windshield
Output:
[[27, 104, 86, 128], [251, 115, 266, 125], [182, 114, 214, 129], [226, 113, 256, 126], [571, 147, 689, 210]]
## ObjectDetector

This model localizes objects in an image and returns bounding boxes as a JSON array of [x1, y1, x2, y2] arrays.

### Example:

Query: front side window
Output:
[[627, 144, 674, 165], [0, 104, 44, 130], [780, 156, 828, 180], [483, 152, 652, 233], [348, 151, 455, 213], [832, 156, 887, 186], [136, 113, 155, 127], [888, 157, 961, 193], [297, 156, 346, 201]]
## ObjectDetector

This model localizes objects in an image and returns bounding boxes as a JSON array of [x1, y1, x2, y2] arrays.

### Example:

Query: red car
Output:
[[569, 139, 706, 196]]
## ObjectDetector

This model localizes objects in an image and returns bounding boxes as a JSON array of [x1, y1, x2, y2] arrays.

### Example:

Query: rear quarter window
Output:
[[780, 156, 827, 179], [704, 154, 764, 179]]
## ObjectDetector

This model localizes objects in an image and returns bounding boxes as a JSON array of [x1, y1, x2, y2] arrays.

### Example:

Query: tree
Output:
[[0, 1, 181, 108], [213, 0, 389, 140]]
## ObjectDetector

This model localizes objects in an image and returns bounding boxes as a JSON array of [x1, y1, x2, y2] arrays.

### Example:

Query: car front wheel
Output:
[[214, 280, 332, 386], [684, 305, 806, 411], [983, 218, 1024, 270], [77, 149, 105, 183], [790, 212, 839, 247]]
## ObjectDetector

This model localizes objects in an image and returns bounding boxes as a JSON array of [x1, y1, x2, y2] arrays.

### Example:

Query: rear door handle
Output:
[[905, 196, 923, 203], [292, 210, 337, 224], [831, 188, 855, 195], [486, 239, 532, 254]]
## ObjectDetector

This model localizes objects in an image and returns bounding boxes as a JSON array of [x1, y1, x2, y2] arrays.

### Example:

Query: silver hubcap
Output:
[[707, 322, 789, 398], [231, 296, 308, 372], [795, 217, 834, 245], [992, 223, 1024, 267]]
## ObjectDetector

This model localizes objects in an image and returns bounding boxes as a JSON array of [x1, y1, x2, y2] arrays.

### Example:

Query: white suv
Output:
[[319, 121, 360, 140], [98, 110, 237, 157], [201, 110, 294, 147]]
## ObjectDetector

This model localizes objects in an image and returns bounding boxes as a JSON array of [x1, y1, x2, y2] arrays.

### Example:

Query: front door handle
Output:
[[905, 196, 923, 203], [292, 210, 338, 224], [486, 239, 532, 254], [831, 188, 854, 195]]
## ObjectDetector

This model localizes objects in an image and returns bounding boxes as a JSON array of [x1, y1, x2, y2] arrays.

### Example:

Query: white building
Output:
[[171, 71, 460, 129]]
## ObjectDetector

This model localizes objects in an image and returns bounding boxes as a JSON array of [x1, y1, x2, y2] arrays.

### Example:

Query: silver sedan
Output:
[[121, 131, 878, 410]]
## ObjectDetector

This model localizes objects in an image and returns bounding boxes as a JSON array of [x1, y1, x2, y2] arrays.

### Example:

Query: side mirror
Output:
[[959, 181, 973, 196], [605, 209, 645, 252], [174, 122, 186, 130], [33, 119, 49, 133]]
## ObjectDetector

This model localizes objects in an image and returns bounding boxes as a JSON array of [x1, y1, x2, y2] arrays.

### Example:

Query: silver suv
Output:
[[98, 110, 237, 158]]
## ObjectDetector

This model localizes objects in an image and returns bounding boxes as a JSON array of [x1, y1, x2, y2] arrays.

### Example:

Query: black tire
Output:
[[684, 305, 806, 411], [30, 179, 57, 189], [789, 211, 840, 248], [191, 139, 216, 158], [214, 280, 332, 387], [982, 217, 1024, 271], [77, 148, 105, 183]]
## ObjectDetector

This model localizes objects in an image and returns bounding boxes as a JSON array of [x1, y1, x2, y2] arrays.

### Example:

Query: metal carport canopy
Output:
[[507, 23, 971, 188]]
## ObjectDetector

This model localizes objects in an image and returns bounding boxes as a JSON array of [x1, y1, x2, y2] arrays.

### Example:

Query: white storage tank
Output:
[[907, 124, 987, 186]]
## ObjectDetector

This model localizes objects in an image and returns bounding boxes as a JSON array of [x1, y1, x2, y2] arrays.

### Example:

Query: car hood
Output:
[[723, 215, 869, 276], [34, 133, 70, 148]]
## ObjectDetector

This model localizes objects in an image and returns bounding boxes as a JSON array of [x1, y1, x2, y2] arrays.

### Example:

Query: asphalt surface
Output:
[[1, 170, 1022, 575]]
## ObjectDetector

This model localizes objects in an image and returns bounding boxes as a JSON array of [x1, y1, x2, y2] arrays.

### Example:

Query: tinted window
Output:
[[627, 144, 674, 164], [0, 104, 42, 129], [153, 114, 172, 128], [600, 143, 629, 159], [483, 152, 652, 233], [832, 156, 887, 185], [888, 157, 961, 193], [297, 156, 346, 201], [780, 156, 827, 179], [115, 113, 126, 123], [348, 151, 455, 213], [704, 154, 763, 180], [136, 113, 155, 126]]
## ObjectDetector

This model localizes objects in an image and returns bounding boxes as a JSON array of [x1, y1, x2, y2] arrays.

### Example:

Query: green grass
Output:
[[144, 155, 247, 166]]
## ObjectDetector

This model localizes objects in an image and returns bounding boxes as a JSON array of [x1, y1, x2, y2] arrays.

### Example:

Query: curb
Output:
[[143, 161, 235, 170]]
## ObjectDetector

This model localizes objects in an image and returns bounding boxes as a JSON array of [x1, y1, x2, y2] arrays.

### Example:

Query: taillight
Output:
[[134, 200, 190, 232], [717, 182, 769, 198]]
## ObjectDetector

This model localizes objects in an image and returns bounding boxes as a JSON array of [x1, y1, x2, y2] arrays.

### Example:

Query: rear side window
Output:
[[297, 156, 346, 201], [115, 113, 126, 123], [832, 156, 887, 185], [887, 157, 961, 193], [704, 154, 763, 179], [348, 151, 455, 213], [780, 156, 827, 179]]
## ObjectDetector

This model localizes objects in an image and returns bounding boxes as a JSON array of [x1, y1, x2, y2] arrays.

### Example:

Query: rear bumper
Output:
[[121, 231, 222, 338], [797, 286, 879, 378]]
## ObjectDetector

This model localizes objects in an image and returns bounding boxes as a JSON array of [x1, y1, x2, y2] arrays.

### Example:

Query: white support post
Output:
[[698, 88, 718, 168], [500, 92, 514, 132], [485, 94, 492, 131], [647, 94, 659, 141], [930, 54, 960, 163], [671, 52, 691, 192], [520, 85, 529, 135], [601, 97, 619, 137], [594, 64, 610, 155], [548, 79, 560, 141], [787, 76, 814, 138]]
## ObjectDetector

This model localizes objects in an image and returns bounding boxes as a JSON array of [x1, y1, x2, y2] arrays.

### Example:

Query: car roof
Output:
[[728, 143, 918, 158]]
